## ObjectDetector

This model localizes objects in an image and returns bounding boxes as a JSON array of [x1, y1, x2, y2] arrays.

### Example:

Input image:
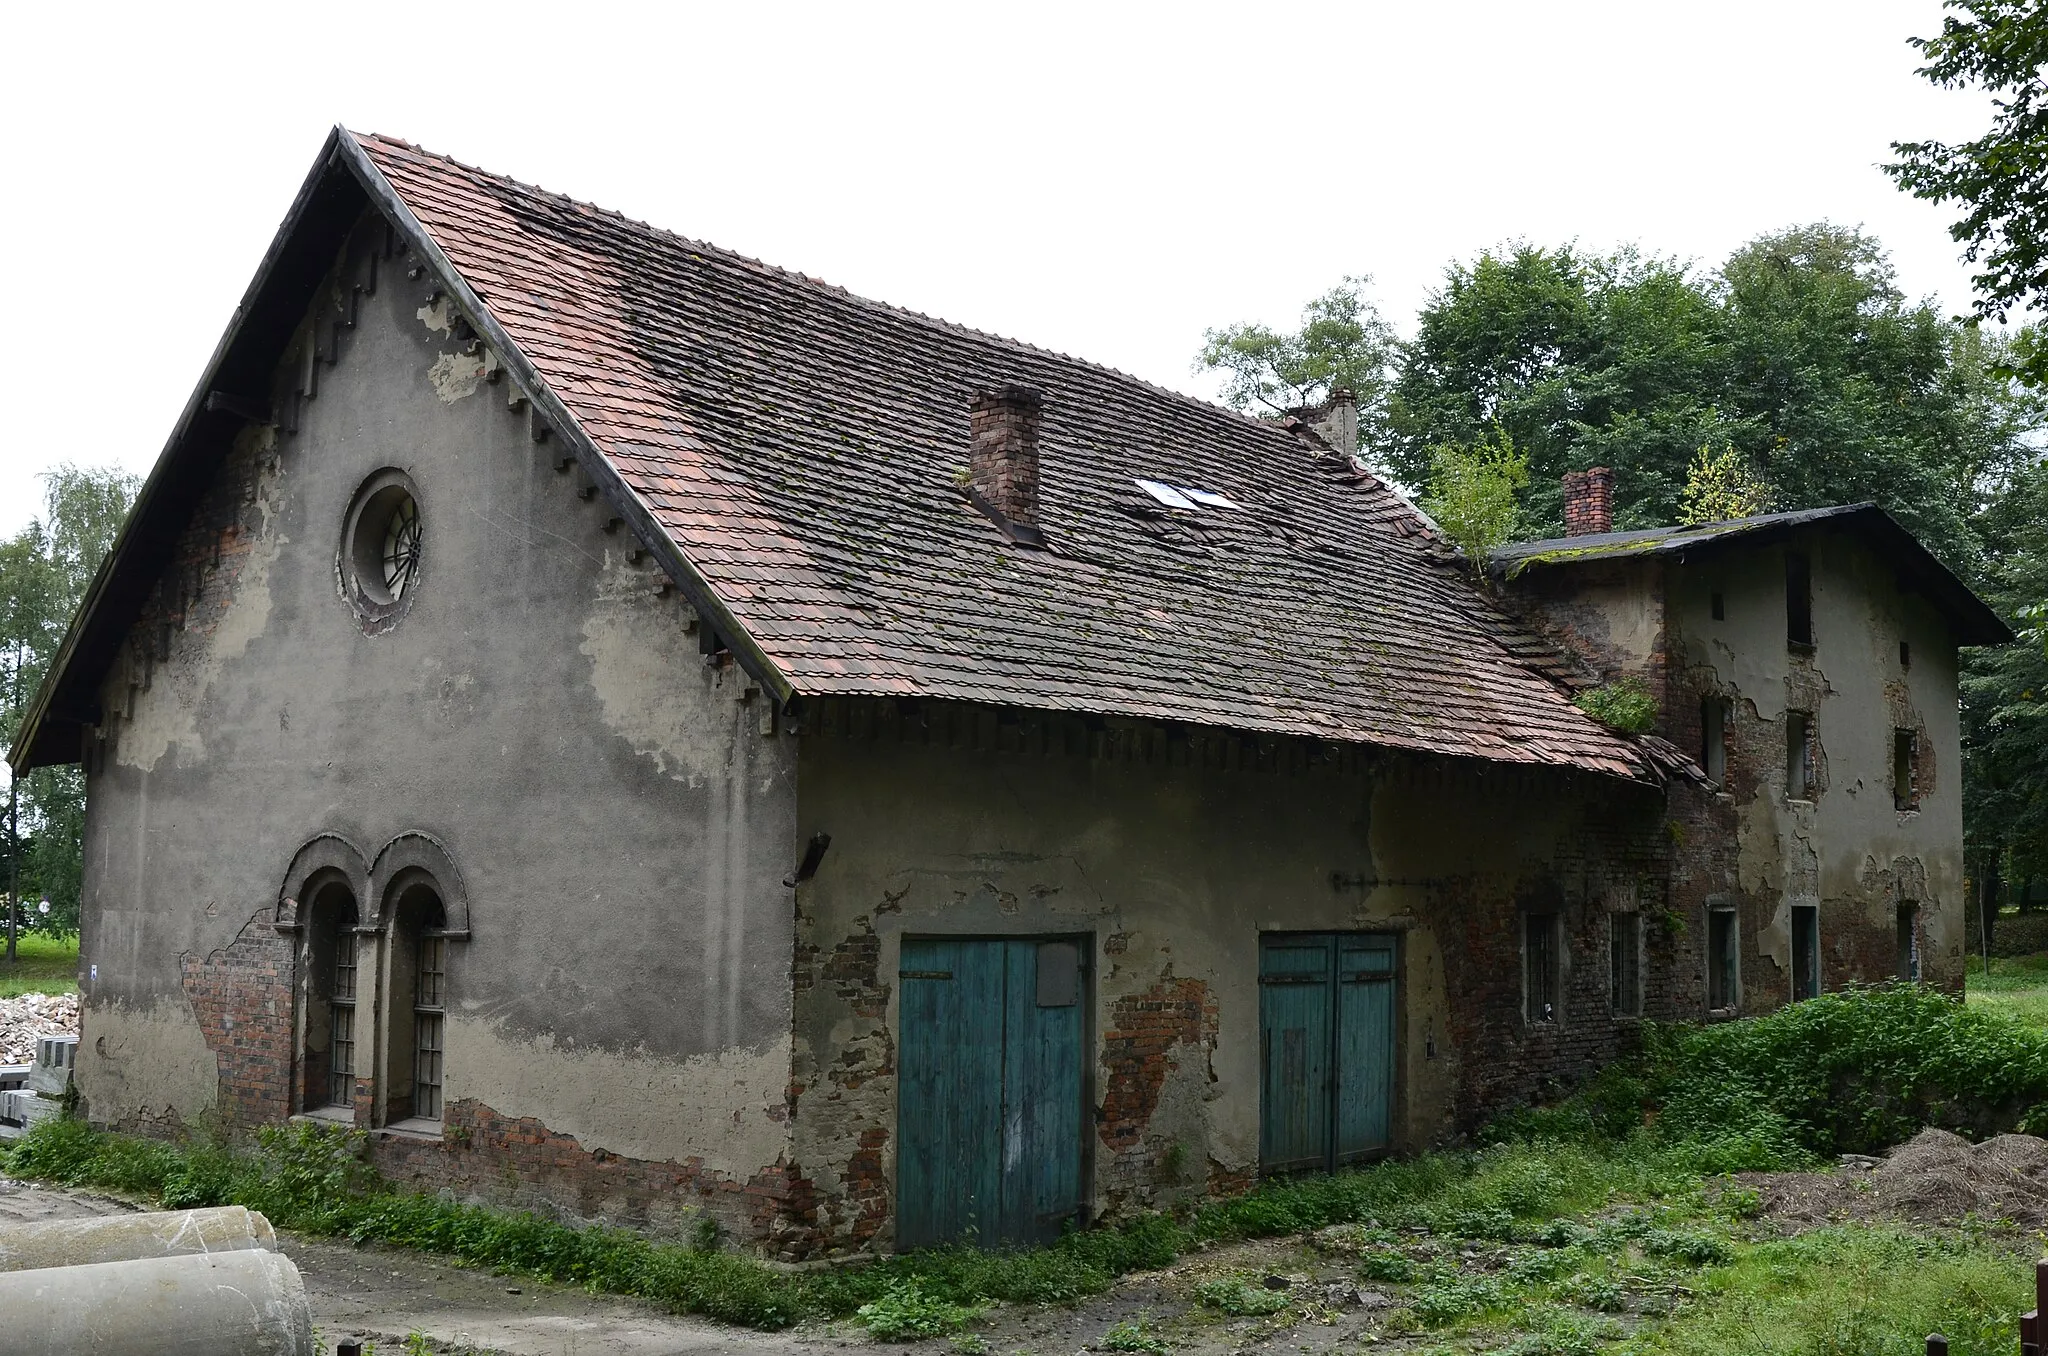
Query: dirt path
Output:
[[0, 1174, 1404, 1355]]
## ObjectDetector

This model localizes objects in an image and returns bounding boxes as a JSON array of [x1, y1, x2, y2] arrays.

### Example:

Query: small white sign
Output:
[[36, 900, 48, 915], [89, 964, 97, 983]]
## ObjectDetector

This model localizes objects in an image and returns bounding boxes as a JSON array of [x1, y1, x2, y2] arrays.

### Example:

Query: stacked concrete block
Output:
[[26, 1035, 76, 1094]]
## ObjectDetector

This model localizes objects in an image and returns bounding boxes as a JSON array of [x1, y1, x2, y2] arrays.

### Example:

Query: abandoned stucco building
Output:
[[9, 131, 2011, 1258]]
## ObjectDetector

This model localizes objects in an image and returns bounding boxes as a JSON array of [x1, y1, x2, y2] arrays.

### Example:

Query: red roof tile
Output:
[[355, 133, 1647, 781]]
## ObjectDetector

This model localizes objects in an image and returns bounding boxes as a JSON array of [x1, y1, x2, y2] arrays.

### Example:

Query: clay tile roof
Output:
[[354, 133, 1648, 780]]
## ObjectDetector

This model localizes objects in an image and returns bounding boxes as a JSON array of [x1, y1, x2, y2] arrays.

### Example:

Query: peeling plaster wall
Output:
[[1665, 533, 1966, 999], [75, 217, 799, 1229], [788, 710, 1665, 1255], [1505, 530, 1968, 1014]]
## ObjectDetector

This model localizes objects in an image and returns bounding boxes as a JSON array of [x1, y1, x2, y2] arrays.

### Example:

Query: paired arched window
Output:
[[282, 835, 465, 1132]]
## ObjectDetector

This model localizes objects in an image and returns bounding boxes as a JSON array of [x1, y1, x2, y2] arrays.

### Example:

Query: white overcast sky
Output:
[[0, 0, 1997, 536]]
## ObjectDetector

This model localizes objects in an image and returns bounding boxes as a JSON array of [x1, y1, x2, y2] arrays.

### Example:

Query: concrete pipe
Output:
[[0, 1205, 279, 1271], [0, 1248, 313, 1355]]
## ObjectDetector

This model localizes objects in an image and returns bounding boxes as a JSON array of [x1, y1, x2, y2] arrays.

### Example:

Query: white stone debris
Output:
[[0, 993, 81, 1066]]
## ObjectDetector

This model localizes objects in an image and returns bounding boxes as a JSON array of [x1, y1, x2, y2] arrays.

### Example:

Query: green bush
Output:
[[1193, 1276, 1291, 1316], [1573, 678, 1659, 735], [1647, 983, 2048, 1155], [854, 1281, 983, 1340]]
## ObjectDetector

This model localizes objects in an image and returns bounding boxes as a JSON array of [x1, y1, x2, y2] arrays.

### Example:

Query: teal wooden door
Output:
[[1334, 935, 1396, 1163], [1259, 933, 1396, 1173], [898, 937, 1085, 1249]]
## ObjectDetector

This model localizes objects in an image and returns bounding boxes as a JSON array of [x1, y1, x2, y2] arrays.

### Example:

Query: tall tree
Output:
[[1716, 223, 2022, 572], [1195, 277, 1398, 440], [1888, 0, 2048, 382], [1388, 244, 1732, 534], [1, 465, 138, 955], [1962, 455, 2048, 892]]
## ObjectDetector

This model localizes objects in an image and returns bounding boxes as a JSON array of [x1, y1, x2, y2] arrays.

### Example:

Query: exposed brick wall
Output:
[[1430, 780, 1671, 1127], [1096, 975, 1218, 1205], [178, 912, 295, 1130], [367, 1098, 818, 1250]]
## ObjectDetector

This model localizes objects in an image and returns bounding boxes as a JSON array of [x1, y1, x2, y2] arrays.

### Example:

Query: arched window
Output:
[[384, 880, 448, 1127], [302, 881, 360, 1116]]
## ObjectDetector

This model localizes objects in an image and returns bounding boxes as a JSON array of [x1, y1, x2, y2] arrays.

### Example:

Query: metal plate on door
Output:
[[1036, 941, 1079, 1007]]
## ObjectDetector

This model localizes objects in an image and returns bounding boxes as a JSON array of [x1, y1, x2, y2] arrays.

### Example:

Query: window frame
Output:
[[1707, 907, 1739, 1013], [1786, 711, 1814, 802], [1523, 911, 1560, 1026], [1701, 696, 1729, 785], [1785, 550, 1813, 649], [1893, 728, 1919, 811], [1791, 903, 1820, 1002], [1609, 912, 1643, 1018], [413, 932, 447, 1122]]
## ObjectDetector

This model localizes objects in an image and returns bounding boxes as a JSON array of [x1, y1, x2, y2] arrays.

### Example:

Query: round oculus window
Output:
[[339, 470, 424, 630]]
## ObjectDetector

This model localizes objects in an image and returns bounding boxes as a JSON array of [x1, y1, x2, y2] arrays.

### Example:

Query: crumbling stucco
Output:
[[579, 551, 749, 783], [114, 424, 285, 773], [78, 997, 222, 1126], [442, 1017, 792, 1175]]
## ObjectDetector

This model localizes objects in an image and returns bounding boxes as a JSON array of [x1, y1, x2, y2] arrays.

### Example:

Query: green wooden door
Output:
[[1259, 932, 1396, 1173], [898, 937, 1086, 1249]]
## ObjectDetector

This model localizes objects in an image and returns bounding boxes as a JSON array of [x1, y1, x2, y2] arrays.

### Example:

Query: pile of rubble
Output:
[[1748, 1127, 2048, 1230], [0, 993, 79, 1066]]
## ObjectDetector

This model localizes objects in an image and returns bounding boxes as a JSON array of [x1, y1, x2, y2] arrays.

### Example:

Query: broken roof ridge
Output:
[[351, 130, 1316, 448]]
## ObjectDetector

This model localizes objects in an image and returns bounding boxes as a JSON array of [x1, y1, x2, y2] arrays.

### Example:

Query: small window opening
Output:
[[1899, 640, 1911, 670], [1786, 712, 1813, 801], [1708, 908, 1739, 1011], [1786, 551, 1813, 647], [1609, 913, 1642, 1017], [1710, 591, 1725, 621], [1524, 913, 1558, 1024], [1897, 904, 1921, 981], [1701, 697, 1728, 784], [1792, 904, 1820, 1001], [1893, 729, 1919, 811]]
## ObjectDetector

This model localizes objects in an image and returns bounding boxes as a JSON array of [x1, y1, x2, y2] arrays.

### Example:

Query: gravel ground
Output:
[[0, 993, 78, 1065]]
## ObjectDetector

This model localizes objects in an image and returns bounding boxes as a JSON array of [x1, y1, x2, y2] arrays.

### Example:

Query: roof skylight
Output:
[[1136, 479, 1239, 511]]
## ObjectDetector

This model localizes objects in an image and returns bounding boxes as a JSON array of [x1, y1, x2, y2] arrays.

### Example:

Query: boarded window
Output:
[[1524, 914, 1559, 1024], [1609, 914, 1642, 1017], [1792, 904, 1820, 1001], [1893, 729, 1918, 811], [1898, 904, 1921, 981], [1786, 713, 1813, 801], [1786, 551, 1813, 647], [1708, 909, 1738, 1011], [1701, 698, 1728, 784]]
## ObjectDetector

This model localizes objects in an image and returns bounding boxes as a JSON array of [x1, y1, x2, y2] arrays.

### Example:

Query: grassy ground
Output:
[[1964, 952, 2048, 1029], [4, 1118, 2039, 1356], [0, 932, 79, 998]]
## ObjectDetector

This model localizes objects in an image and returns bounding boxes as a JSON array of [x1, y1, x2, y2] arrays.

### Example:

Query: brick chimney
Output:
[[968, 385, 1043, 527], [1562, 467, 1614, 536], [1312, 388, 1359, 460]]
